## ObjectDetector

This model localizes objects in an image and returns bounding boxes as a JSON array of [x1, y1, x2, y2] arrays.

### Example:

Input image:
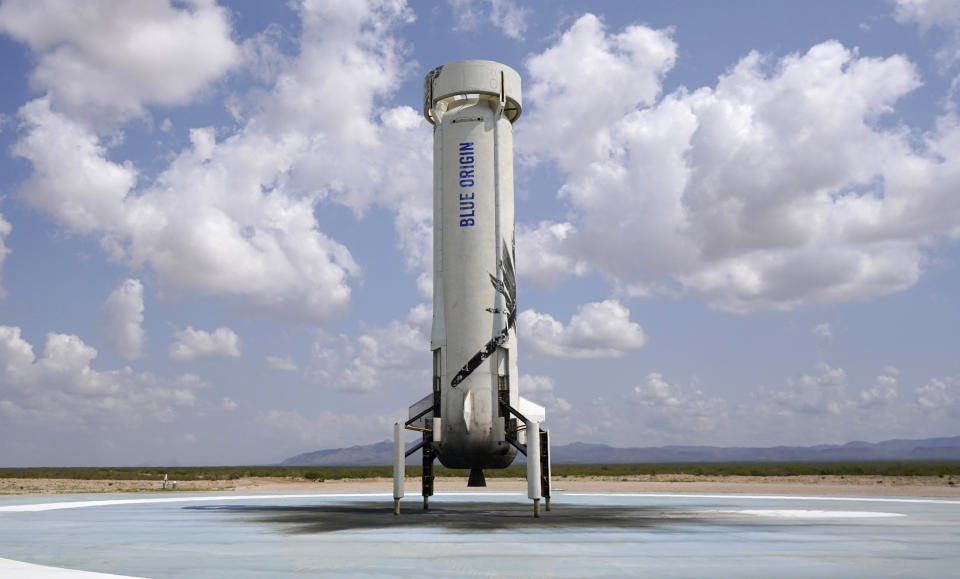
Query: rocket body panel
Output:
[[430, 120, 446, 350], [420, 60, 533, 472], [433, 99, 517, 469], [438, 103, 498, 367]]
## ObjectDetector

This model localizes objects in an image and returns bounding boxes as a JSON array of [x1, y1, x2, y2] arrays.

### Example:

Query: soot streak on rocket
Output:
[[451, 239, 516, 388]]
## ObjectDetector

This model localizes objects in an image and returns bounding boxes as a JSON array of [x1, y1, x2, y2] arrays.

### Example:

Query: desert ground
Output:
[[2, 474, 958, 497]]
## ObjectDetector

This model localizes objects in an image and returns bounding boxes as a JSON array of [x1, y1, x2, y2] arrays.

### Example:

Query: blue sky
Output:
[[0, 0, 958, 466]]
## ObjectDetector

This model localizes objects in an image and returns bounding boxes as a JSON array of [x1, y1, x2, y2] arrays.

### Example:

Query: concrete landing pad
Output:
[[1, 492, 958, 577]]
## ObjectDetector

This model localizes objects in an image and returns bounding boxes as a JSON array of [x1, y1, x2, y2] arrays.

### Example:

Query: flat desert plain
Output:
[[2, 474, 958, 497]]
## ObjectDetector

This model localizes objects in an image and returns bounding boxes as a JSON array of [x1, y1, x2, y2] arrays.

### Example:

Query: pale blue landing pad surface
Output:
[[1, 492, 958, 577]]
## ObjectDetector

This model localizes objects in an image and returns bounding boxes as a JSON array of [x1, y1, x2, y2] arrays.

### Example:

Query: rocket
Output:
[[393, 60, 552, 517]]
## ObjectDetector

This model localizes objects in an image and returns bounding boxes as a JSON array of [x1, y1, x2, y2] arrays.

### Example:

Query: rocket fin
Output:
[[518, 396, 545, 423], [407, 393, 434, 428]]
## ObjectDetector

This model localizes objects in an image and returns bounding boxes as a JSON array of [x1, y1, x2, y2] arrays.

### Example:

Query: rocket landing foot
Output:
[[467, 468, 486, 487], [533, 498, 540, 518], [393, 499, 400, 516]]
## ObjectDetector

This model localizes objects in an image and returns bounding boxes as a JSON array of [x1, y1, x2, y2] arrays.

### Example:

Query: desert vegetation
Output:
[[1, 461, 958, 481]]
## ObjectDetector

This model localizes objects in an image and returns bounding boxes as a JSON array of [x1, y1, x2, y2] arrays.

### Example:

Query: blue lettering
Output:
[[458, 142, 477, 227]]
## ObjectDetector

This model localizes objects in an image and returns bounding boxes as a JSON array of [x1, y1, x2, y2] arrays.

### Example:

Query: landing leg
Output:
[[526, 420, 542, 517], [539, 428, 552, 511], [422, 430, 434, 509], [393, 422, 404, 515]]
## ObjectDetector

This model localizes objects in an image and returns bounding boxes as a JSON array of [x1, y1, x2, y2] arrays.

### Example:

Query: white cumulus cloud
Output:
[[894, 0, 960, 66], [0, 0, 240, 123], [519, 374, 572, 413], [630, 373, 728, 434], [169, 326, 241, 362], [7, 0, 435, 322], [0, 325, 203, 425], [101, 278, 145, 361], [516, 221, 589, 288], [306, 306, 429, 393], [916, 375, 960, 412], [13, 99, 363, 320], [489, 0, 529, 39], [521, 14, 676, 170], [546, 361, 957, 447], [13, 97, 136, 234], [519, 13, 960, 312], [740, 364, 942, 444], [519, 299, 647, 358], [763, 364, 850, 415], [447, 0, 529, 39], [860, 373, 899, 407]]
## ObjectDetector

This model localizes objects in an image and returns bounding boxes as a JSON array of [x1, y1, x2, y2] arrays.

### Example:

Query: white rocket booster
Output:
[[404, 60, 545, 477]]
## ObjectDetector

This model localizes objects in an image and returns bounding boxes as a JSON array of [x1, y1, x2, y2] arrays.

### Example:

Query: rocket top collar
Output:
[[423, 60, 522, 125]]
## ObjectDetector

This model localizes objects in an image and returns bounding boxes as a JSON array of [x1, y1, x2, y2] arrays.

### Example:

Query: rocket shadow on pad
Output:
[[184, 502, 699, 534]]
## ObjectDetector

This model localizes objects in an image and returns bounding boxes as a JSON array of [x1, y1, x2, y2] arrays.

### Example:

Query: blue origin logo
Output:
[[458, 142, 475, 227]]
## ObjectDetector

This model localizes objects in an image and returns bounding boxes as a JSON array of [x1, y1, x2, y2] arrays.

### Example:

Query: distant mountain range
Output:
[[280, 435, 960, 466]]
